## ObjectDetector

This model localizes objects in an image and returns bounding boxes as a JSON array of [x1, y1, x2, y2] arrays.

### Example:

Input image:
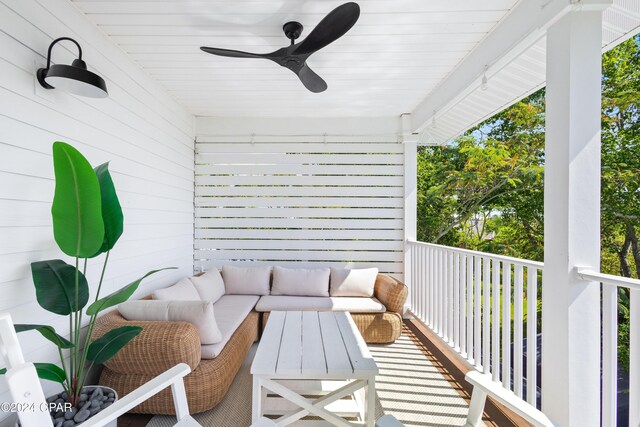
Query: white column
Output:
[[542, 5, 608, 427], [402, 114, 417, 314]]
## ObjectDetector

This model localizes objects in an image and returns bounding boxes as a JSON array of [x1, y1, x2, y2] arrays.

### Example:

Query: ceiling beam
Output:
[[196, 116, 402, 139], [410, 0, 610, 133]]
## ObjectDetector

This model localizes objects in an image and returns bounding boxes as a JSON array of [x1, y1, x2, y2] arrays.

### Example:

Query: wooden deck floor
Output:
[[118, 321, 526, 427]]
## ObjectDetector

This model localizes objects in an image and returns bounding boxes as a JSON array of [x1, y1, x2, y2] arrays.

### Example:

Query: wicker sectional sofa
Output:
[[93, 269, 407, 415]]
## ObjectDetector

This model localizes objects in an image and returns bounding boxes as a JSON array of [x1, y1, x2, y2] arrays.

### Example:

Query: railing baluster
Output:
[[442, 249, 447, 339], [454, 252, 460, 351], [432, 249, 440, 333], [440, 249, 446, 339], [467, 254, 474, 363], [416, 246, 420, 323], [422, 246, 427, 323], [411, 245, 416, 319], [426, 246, 431, 325], [526, 267, 538, 407], [430, 247, 435, 328], [601, 282, 617, 427], [460, 254, 467, 357], [629, 288, 639, 427], [513, 265, 524, 397], [492, 259, 501, 382], [474, 256, 482, 369], [424, 246, 430, 326], [483, 257, 491, 374], [416, 246, 421, 321], [448, 251, 454, 345], [423, 246, 428, 323], [435, 249, 440, 335], [502, 262, 512, 390]]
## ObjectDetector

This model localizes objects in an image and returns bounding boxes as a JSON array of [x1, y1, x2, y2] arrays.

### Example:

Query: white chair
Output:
[[464, 371, 554, 427], [0, 312, 201, 427]]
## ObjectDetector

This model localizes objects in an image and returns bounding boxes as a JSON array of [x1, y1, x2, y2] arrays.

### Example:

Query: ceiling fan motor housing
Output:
[[200, 2, 361, 93], [283, 21, 304, 41]]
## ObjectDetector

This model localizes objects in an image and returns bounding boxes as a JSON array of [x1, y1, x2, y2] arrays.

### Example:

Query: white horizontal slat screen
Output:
[[195, 141, 404, 278]]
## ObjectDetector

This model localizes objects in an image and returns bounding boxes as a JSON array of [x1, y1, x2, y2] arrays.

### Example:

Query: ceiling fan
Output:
[[200, 2, 360, 93]]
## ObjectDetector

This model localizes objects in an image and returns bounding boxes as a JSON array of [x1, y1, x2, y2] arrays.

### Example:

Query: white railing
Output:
[[577, 268, 640, 427], [407, 240, 543, 407]]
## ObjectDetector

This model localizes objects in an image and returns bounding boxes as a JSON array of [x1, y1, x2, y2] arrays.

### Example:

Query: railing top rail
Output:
[[407, 240, 544, 269], [577, 268, 640, 291]]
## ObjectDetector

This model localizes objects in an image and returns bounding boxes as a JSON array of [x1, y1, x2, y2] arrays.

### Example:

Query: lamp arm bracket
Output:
[[45, 37, 82, 69]]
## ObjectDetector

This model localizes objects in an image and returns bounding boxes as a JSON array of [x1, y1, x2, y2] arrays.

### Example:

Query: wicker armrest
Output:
[[92, 311, 202, 376], [374, 274, 408, 313]]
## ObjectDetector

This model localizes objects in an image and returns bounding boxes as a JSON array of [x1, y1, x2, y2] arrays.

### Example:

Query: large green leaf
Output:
[[91, 162, 123, 257], [14, 324, 73, 349], [51, 141, 104, 258], [31, 260, 89, 315], [86, 268, 176, 316], [34, 363, 67, 383], [87, 326, 142, 365], [0, 363, 66, 384]]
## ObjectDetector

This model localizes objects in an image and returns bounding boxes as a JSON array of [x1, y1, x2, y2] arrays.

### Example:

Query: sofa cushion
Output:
[[118, 300, 222, 344], [201, 295, 260, 359], [190, 269, 225, 303], [152, 278, 201, 301], [254, 296, 386, 313], [222, 265, 271, 296], [271, 266, 330, 297], [330, 267, 379, 297]]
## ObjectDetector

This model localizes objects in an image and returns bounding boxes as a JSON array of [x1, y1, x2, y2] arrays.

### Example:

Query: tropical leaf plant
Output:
[[0, 141, 172, 406]]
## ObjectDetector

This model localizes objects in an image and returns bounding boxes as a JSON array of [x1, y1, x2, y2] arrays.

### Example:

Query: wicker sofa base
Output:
[[99, 311, 259, 415], [261, 311, 402, 344]]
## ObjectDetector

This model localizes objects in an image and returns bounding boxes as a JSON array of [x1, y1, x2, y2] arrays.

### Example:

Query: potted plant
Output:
[[1, 142, 172, 426]]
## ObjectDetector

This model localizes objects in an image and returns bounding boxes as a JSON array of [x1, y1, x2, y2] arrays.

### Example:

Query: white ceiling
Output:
[[71, 0, 520, 118], [421, 0, 640, 144]]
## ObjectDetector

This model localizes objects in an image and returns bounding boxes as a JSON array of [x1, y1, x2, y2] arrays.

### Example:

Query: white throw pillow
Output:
[[119, 300, 222, 344], [271, 266, 330, 297], [189, 270, 225, 303], [152, 278, 200, 301], [221, 265, 272, 296], [329, 267, 379, 297]]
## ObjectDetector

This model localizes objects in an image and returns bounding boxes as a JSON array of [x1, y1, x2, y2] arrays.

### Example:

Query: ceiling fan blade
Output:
[[294, 2, 360, 55], [200, 46, 269, 59], [296, 64, 327, 93]]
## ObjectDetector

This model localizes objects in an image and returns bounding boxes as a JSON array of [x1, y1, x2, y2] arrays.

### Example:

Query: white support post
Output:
[[403, 114, 417, 316], [542, 3, 610, 426]]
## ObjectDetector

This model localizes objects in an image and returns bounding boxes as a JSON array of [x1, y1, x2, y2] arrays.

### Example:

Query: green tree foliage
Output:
[[417, 90, 545, 261], [417, 36, 640, 371], [602, 38, 640, 279]]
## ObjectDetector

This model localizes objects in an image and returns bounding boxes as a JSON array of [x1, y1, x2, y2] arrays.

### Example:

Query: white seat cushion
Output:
[[201, 295, 259, 359], [222, 265, 272, 296], [152, 278, 201, 301], [271, 266, 330, 297], [119, 300, 222, 344], [330, 267, 379, 297], [189, 269, 225, 303], [254, 296, 386, 313]]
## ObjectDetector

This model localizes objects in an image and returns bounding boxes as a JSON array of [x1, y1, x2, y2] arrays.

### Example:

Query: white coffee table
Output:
[[251, 311, 378, 427]]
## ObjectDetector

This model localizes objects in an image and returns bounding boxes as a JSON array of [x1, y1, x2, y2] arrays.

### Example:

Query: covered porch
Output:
[[2, 0, 640, 426]]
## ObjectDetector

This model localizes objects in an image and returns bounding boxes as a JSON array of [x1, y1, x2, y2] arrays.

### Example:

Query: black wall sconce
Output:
[[37, 37, 108, 98]]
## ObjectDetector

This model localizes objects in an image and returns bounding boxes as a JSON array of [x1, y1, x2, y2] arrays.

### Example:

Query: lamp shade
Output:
[[43, 59, 108, 98], [37, 38, 108, 99]]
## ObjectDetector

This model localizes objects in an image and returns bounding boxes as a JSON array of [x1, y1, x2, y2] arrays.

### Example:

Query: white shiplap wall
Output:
[[0, 0, 195, 420], [195, 138, 404, 278]]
